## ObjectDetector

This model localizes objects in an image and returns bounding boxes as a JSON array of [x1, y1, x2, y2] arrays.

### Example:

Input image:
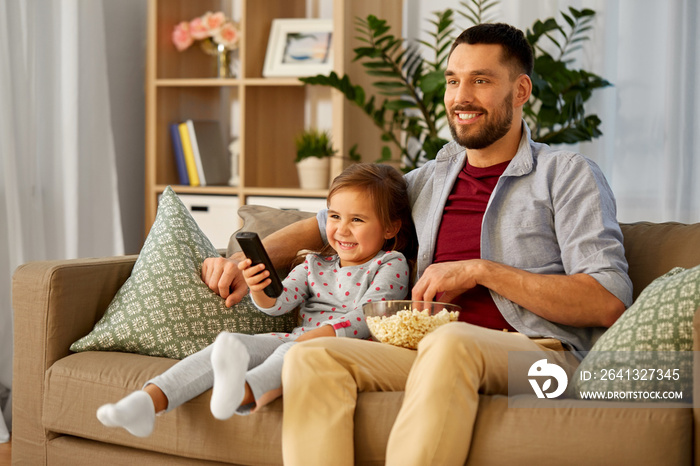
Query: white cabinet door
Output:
[[177, 194, 240, 250], [246, 196, 326, 213]]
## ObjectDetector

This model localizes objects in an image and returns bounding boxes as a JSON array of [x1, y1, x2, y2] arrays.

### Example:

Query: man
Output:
[[202, 23, 632, 465]]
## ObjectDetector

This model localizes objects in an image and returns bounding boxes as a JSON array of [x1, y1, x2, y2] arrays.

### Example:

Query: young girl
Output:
[[96, 163, 417, 436]]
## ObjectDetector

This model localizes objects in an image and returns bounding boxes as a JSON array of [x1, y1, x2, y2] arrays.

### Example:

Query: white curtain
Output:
[[409, 0, 700, 223], [581, 0, 700, 223], [0, 0, 124, 439]]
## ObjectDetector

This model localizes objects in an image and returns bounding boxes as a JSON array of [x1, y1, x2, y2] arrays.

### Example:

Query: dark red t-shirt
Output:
[[433, 159, 516, 331]]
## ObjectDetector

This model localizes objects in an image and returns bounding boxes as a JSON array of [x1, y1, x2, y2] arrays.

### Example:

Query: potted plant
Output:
[[294, 129, 337, 190]]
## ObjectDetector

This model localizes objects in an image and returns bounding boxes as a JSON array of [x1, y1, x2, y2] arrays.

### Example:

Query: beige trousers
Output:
[[281, 322, 576, 466]]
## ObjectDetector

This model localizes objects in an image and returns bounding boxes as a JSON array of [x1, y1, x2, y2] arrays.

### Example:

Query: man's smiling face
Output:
[[444, 43, 517, 150]]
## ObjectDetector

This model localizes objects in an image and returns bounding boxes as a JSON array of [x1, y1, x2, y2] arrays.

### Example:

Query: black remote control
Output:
[[235, 231, 284, 298]]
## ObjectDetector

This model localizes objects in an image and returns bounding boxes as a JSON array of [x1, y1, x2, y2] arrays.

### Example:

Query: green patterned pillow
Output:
[[573, 265, 700, 399], [70, 187, 297, 359]]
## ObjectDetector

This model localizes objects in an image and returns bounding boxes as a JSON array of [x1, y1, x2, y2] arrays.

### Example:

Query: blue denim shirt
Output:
[[319, 123, 632, 355]]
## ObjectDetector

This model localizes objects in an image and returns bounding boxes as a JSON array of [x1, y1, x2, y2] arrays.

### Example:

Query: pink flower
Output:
[[203, 11, 226, 33], [215, 21, 240, 50], [172, 21, 193, 51], [188, 17, 210, 40], [173, 11, 240, 53]]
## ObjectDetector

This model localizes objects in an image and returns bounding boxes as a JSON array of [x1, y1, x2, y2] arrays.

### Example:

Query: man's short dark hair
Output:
[[449, 23, 534, 78]]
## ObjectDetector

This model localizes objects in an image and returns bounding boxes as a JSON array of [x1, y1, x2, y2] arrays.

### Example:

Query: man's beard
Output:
[[448, 94, 514, 150]]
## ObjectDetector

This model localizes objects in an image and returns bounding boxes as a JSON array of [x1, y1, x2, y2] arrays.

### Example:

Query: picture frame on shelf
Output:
[[262, 19, 333, 78]]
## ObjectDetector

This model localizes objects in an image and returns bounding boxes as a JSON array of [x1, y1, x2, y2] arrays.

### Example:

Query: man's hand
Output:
[[412, 260, 483, 303], [202, 217, 324, 307], [201, 253, 248, 307], [411, 259, 625, 328]]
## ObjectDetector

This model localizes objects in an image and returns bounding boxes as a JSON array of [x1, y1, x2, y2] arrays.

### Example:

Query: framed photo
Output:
[[263, 19, 333, 78]]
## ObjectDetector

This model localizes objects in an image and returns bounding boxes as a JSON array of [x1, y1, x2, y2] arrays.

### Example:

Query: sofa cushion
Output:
[[43, 351, 286, 464], [573, 264, 700, 398], [70, 187, 296, 359], [43, 351, 404, 465], [464, 395, 691, 465]]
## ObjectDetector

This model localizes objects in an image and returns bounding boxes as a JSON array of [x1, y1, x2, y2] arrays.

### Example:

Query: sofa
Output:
[[11, 215, 700, 466]]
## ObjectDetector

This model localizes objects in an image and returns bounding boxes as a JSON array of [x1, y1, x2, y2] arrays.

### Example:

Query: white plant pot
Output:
[[296, 157, 330, 190]]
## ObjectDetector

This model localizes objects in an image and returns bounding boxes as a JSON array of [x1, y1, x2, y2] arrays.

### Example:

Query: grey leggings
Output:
[[146, 333, 295, 415]]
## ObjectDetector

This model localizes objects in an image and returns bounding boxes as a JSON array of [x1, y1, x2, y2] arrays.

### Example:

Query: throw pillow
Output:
[[573, 265, 700, 400], [70, 187, 297, 359]]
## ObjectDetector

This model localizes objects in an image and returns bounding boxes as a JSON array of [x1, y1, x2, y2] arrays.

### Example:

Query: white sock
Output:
[[210, 332, 250, 420], [96, 390, 156, 437]]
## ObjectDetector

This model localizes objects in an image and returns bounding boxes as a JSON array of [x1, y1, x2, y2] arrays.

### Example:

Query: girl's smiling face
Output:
[[326, 187, 399, 267]]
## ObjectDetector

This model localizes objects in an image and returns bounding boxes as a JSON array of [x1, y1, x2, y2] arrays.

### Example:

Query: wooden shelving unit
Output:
[[144, 0, 403, 238]]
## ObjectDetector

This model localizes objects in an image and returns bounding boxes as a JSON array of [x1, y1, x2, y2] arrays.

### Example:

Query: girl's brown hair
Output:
[[319, 163, 417, 262]]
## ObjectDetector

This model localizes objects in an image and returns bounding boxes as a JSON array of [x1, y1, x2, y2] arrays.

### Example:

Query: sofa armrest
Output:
[[13, 255, 137, 366], [12, 255, 136, 460]]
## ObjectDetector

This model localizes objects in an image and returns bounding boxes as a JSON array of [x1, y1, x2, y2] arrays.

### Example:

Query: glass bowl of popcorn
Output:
[[363, 300, 461, 349]]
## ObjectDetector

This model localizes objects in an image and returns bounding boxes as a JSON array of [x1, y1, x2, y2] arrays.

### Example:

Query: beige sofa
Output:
[[11, 220, 700, 465]]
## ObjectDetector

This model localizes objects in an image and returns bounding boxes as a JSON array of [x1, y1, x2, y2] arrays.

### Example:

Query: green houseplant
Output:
[[300, 0, 610, 172], [294, 129, 337, 190]]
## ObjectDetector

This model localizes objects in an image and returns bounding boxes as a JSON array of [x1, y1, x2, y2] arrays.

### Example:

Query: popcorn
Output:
[[366, 308, 459, 349]]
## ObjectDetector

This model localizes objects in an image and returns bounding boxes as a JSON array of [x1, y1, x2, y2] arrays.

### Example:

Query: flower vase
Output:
[[215, 43, 234, 78], [200, 40, 235, 78]]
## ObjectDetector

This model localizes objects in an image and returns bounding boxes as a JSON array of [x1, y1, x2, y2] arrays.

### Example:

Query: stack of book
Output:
[[169, 119, 231, 186]]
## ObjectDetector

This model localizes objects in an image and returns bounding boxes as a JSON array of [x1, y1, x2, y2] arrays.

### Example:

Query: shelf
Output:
[[156, 78, 242, 87], [154, 184, 240, 195], [242, 187, 328, 198], [243, 78, 305, 87], [154, 184, 326, 199], [155, 78, 305, 87]]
